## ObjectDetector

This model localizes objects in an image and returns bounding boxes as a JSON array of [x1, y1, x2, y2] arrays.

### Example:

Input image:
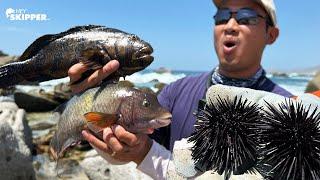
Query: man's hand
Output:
[[68, 60, 120, 93], [82, 125, 153, 165]]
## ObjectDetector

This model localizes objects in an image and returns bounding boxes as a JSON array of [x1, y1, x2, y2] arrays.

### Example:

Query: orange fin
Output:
[[310, 90, 320, 98], [84, 112, 118, 134]]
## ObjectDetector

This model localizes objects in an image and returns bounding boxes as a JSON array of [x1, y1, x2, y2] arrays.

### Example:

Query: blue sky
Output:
[[0, 0, 319, 71]]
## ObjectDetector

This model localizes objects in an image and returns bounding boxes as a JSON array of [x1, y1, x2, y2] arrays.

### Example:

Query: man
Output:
[[68, 0, 292, 178]]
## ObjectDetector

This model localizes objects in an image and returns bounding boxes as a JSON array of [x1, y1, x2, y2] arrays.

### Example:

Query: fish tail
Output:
[[0, 62, 26, 88]]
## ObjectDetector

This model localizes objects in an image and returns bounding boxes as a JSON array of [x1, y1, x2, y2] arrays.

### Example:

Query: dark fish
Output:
[[50, 83, 172, 160], [0, 25, 154, 88]]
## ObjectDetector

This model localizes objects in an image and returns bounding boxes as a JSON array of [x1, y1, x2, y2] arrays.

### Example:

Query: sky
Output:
[[0, 0, 319, 72]]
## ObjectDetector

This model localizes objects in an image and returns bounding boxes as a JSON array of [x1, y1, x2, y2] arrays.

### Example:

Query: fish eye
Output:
[[142, 98, 150, 107]]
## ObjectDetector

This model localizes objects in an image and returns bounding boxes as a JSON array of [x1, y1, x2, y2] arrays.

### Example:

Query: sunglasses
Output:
[[214, 8, 270, 26]]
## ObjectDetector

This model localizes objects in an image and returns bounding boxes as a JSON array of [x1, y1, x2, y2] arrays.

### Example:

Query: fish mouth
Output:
[[148, 113, 172, 129], [133, 43, 154, 64], [125, 45, 154, 74]]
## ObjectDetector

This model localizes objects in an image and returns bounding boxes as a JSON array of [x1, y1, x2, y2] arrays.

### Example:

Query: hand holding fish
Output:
[[68, 60, 119, 93], [82, 125, 152, 165]]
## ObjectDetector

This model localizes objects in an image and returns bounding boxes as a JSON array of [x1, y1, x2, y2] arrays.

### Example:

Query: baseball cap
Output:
[[212, 0, 277, 26]]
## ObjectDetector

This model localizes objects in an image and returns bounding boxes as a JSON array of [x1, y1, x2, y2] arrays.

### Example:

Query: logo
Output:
[[5, 8, 49, 21]]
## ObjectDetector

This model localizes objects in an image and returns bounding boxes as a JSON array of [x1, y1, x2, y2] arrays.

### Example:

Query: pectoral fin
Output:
[[83, 112, 118, 134], [79, 47, 111, 70]]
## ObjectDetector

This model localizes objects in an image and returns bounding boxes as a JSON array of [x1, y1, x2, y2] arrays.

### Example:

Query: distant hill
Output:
[[0, 50, 8, 57]]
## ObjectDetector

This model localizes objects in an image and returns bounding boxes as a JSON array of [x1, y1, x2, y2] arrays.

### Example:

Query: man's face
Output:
[[214, 0, 277, 78]]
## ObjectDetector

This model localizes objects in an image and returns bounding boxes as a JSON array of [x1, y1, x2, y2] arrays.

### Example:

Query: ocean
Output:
[[29, 69, 313, 96]]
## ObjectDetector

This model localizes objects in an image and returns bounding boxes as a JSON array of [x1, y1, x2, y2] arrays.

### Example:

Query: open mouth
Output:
[[223, 39, 238, 54], [134, 46, 153, 59], [224, 40, 237, 48], [149, 113, 172, 129]]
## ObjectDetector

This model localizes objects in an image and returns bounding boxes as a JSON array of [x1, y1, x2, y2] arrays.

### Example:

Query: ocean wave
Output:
[[14, 71, 310, 96], [122, 72, 186, 84]]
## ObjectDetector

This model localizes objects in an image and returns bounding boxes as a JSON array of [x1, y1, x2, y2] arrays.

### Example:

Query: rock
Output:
[[154, 67, 171, 74], [33, 154, 89, 180], [271, 72, 289, 78], [154, 82, 167, 94], [0, 101, 35, 180], [32, 130, 54, 154], [305, 71, 320, 93], [0, 55, 19, 66], [53, 82, 72, 102], [167, 138, 263, 180], [148, 79, 160, 83], [81, 150, 152, 180], [167, 138, 198, 179], [0, 86, 16, 96], [26, 112, 53, 122], [14, 89, 60, 112]]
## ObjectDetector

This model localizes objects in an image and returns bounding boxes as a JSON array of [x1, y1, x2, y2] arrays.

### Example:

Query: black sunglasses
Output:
[[214, 8, 270, 26]]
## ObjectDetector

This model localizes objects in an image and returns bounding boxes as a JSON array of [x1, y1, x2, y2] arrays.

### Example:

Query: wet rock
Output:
[[154, 82, 167, 94], [81, 150, 152, 180], [53, 82, 72, 102], [14, 89, 60, 112], [0, 101, 35, 180], [305, 71, 320, 92], [148, 79, 159, 83]]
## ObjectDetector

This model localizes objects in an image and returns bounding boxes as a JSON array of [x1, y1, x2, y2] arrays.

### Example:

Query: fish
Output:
[[49, 83, 172, 160], [0, 25, 154, 88]]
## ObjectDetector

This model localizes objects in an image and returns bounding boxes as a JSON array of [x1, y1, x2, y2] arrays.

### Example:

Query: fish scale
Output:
[[50, 83, 172, 160], [0, 25, 153, 88]]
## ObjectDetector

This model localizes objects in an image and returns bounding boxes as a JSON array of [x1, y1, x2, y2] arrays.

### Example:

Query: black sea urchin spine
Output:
[[189, 96, 264, 179], [259, 100, 320, 180]]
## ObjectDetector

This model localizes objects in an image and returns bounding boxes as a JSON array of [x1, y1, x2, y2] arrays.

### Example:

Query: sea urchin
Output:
[[189, 96, 264, 179], [259, 99, 320, 180]]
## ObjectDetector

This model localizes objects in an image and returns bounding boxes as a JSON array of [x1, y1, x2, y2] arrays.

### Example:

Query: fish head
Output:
[[118, 89, 171, 134], [118, 34, 154, 75]]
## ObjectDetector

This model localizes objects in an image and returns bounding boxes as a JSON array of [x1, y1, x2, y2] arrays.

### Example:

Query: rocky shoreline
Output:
[[0, 55, 319, 179]]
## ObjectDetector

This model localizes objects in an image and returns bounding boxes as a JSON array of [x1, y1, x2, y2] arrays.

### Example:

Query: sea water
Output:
[[17, 69, 312, 96], [125, 70, 312, 96]]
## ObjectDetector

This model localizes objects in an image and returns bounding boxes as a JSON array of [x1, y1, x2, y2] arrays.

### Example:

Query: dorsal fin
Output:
[[19, 25, 126, 61], [19, 34, 56, 61]]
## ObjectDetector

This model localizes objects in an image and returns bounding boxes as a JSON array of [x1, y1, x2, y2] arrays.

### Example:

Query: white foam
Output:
[[122, 72, 186, 84]]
